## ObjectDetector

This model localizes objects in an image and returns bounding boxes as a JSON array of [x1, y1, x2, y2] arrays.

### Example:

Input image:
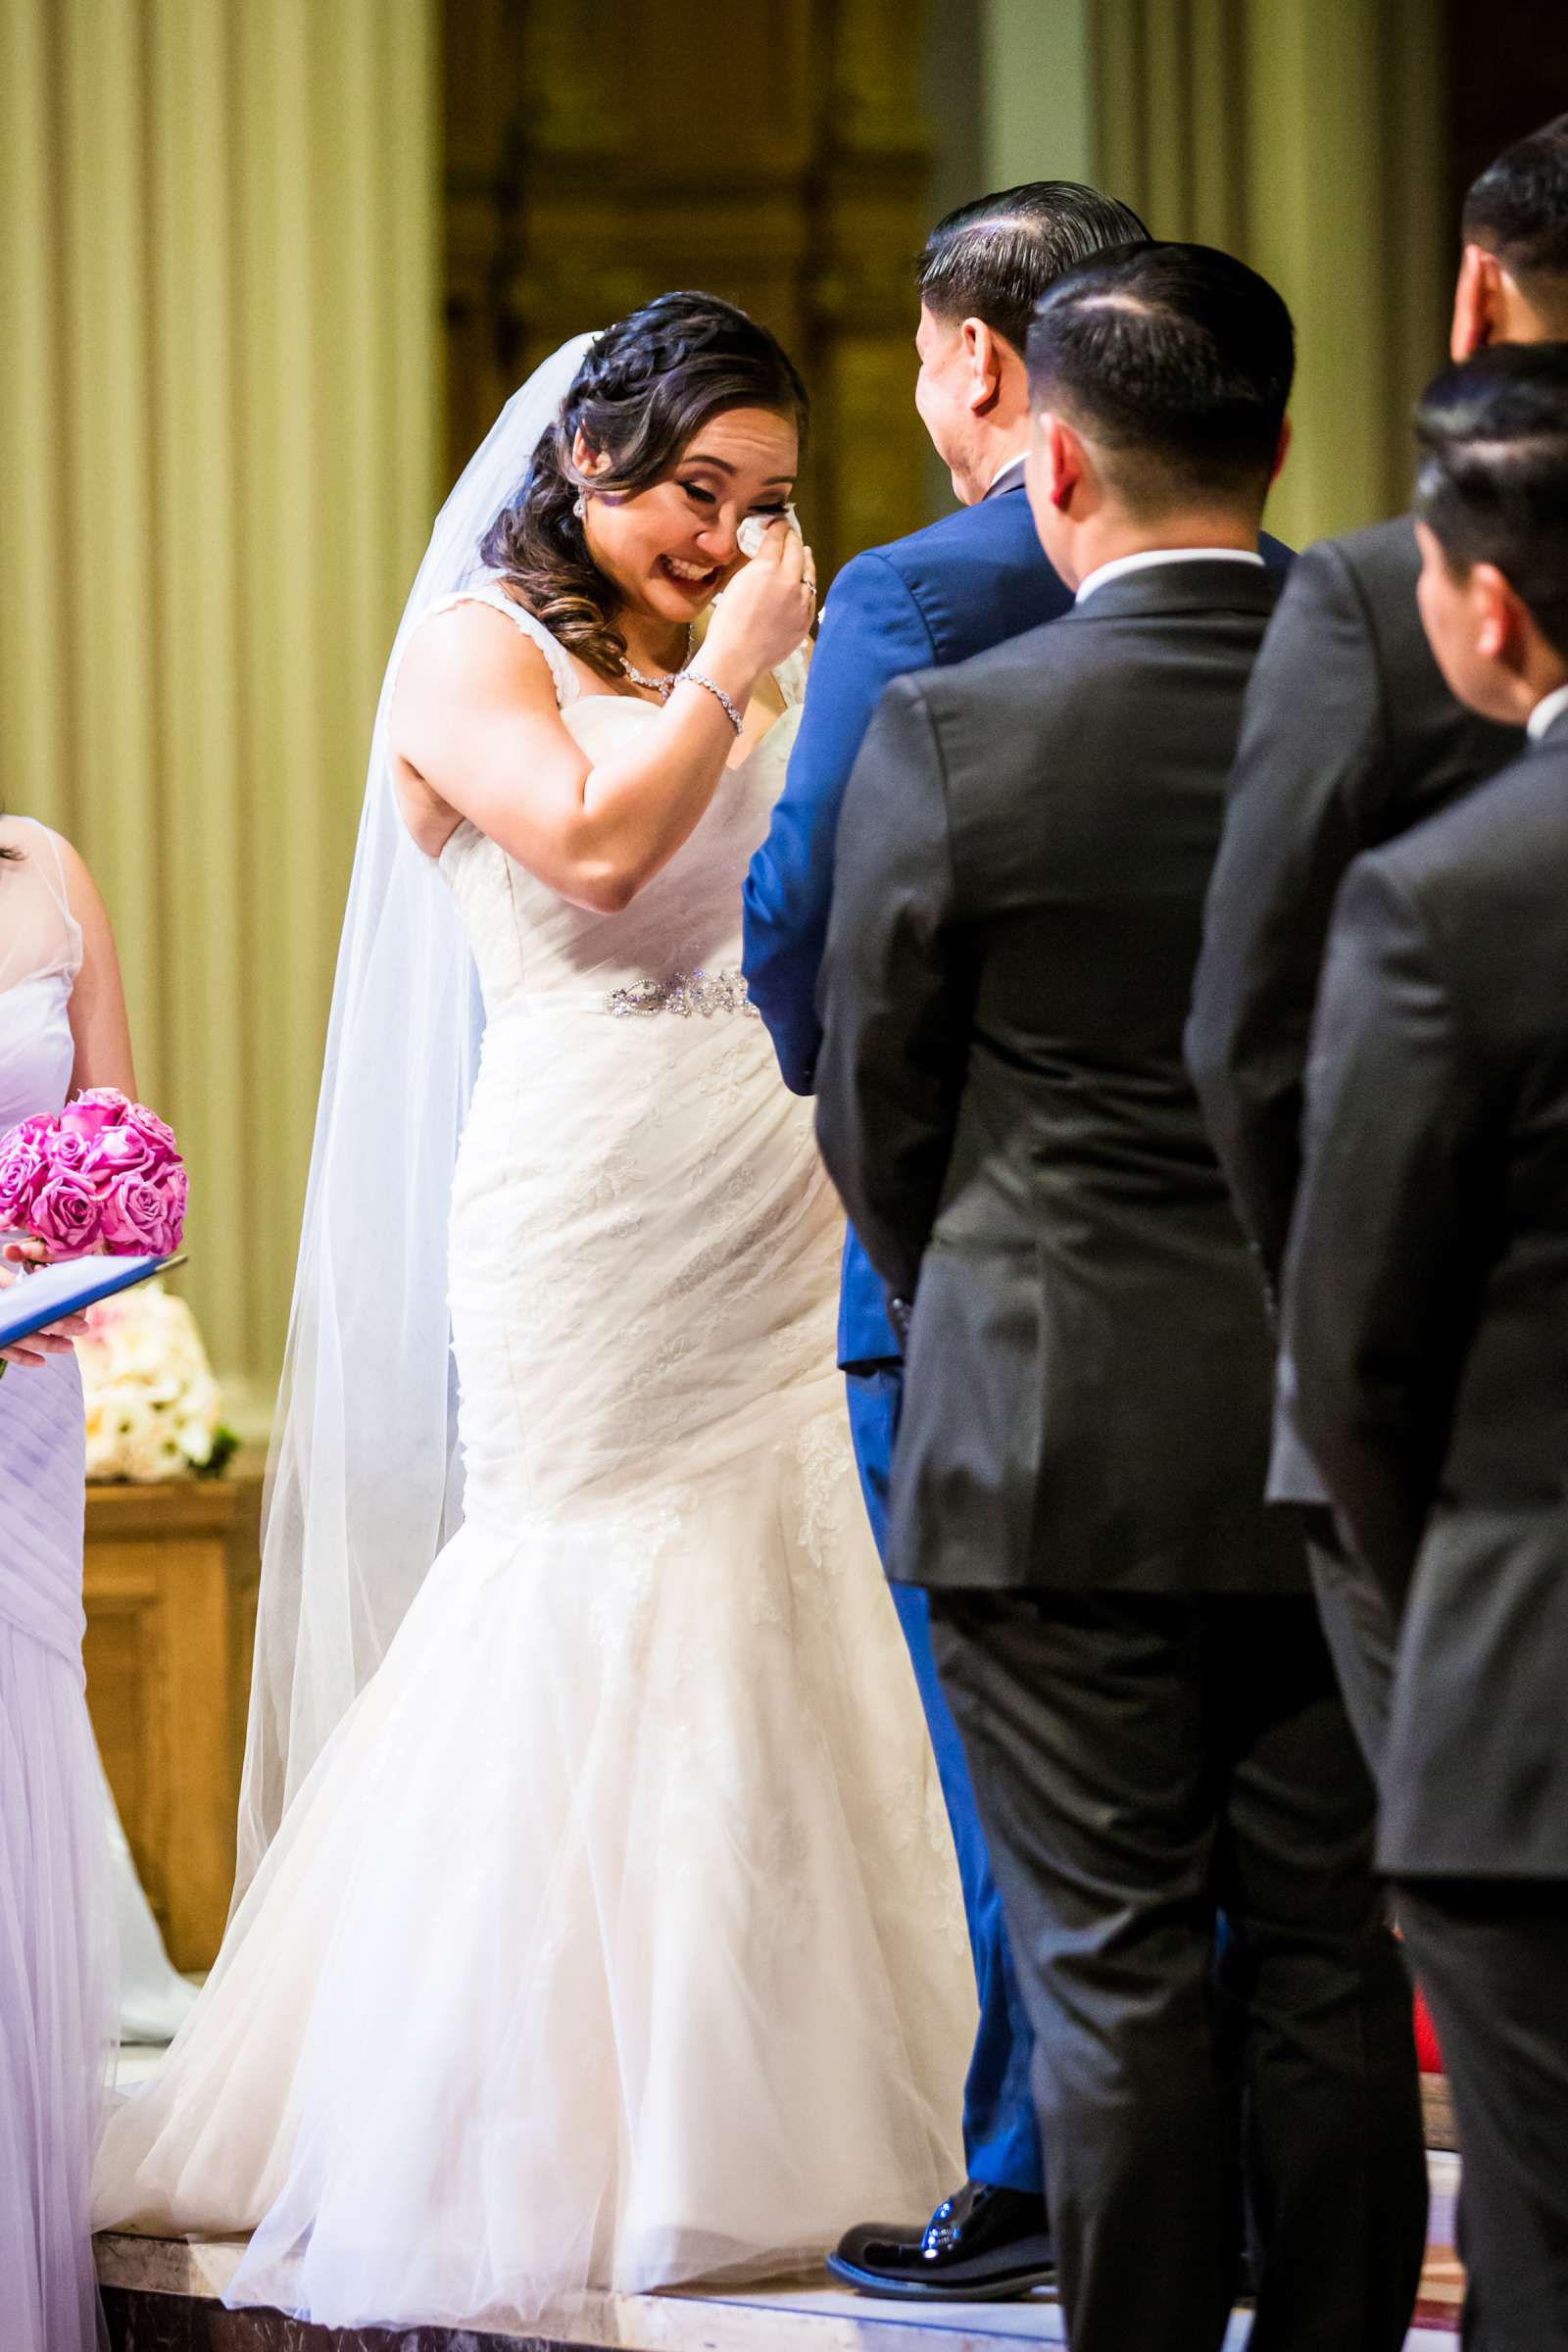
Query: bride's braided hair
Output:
[[479, 292, 808, 684]]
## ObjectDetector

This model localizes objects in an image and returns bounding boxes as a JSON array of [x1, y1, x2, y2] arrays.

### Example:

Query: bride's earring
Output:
[[572, 492, 587, 520]]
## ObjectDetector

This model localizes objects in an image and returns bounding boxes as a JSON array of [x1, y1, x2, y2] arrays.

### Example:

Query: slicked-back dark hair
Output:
[[1025, 239, 1295, 513], [1415, 343, 1568, 661], [915, 182, 1152, 356], [1461, 114, 1568, 322]]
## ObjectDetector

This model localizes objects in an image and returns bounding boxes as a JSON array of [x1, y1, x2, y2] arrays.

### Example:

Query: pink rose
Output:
[[30, 1170, 105, 1257], [81, 1126, 155, 1184], [161, 1162, 188, 1243], [121, 1102, 179, 1165], [59, 1094, 122, 1145], [99, 1167, 184, 1255], [46, 1126, 92, 1174], [0, 1133, 47, 1227]]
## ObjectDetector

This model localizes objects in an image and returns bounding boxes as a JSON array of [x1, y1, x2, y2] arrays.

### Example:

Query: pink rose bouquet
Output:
[[0, 1089, 187, 1262]]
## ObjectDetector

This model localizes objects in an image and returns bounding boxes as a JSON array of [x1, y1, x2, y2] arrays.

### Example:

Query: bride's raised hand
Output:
[[392, 526, 815, 913], [705, 520, 815, 681]]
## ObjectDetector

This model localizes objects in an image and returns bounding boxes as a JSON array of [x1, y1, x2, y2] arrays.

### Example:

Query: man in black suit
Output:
[[1286, 345, 1568, 2352], [1187, 115, 1568, 1769], [816, 243, 1426, 2352]]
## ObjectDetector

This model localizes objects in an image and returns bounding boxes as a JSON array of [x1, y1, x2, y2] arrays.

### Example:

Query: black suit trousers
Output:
[[928, 1588, 1428, 2352], [1303, 1513, 1399, 1782], [1396, 1879, 1568, 2352]]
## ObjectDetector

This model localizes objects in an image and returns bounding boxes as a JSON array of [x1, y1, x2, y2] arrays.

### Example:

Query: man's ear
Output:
[[1451, 245, 1501, 361], [1269, 415, 1293, 485], [961, 318, 1004, 416], [1473, 563, 1527, 666], [1042, 413, 1085, 512]]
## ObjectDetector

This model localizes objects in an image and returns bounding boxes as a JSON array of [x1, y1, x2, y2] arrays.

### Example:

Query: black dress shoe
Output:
[[826, 2181, 1055, 2300]]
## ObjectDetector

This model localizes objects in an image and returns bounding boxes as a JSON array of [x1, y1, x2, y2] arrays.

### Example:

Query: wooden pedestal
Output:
[[83, 1459, 263, 1973]]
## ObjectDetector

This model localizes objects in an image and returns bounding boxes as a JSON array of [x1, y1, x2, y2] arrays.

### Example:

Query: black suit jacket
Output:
[[1286, 710, 1568, 1874], [815, 559, 1305, 1597], [1187, 515, 1523, 1288]]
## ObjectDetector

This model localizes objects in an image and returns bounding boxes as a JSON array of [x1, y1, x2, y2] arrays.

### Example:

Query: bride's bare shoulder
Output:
[[391, 596, 565, 764], [400, 592, 559, 695]]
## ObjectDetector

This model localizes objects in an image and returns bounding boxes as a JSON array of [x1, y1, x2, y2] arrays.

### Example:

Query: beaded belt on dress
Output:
[[605, 968, 758, 1019], [485, 968, 760, 1022]]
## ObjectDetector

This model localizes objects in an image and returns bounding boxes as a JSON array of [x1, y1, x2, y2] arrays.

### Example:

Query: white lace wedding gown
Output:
[[92, 595, 973, 2328]]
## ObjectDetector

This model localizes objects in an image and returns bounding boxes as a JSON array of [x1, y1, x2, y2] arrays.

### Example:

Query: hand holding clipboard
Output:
[[0, 1088, 189, 1376], [0, 1250, 186, 1374]]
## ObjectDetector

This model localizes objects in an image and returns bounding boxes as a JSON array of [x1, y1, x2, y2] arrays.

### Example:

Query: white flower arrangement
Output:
[[78, 1279, 237, 1483]]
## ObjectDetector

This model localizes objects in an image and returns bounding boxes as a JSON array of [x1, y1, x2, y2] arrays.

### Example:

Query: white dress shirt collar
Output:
[[1527, 680, 1568, 742], [983, 453, 1028, 500], [1074, 545, 1266, 606]]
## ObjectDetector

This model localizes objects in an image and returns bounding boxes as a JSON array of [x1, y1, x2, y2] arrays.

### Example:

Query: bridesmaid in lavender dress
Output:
[[0, 809, 139, 2352]]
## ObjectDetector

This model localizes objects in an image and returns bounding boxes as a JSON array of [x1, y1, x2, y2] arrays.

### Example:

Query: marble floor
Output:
[[96, 2149, 1463, 2349]]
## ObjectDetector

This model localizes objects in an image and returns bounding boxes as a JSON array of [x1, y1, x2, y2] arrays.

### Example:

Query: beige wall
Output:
[[0, 0, 440, 1430]]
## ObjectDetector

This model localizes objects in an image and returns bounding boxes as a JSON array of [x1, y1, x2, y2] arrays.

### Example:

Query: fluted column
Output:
[[1090, 0, 1447, 547], [982, 0, 1096, 189], [1239, 0, 1447, 546], [0, 0, 439, 1424]]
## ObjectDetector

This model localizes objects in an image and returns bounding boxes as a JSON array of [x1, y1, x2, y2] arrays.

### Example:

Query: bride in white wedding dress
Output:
[[92, 296, 972, 2327]]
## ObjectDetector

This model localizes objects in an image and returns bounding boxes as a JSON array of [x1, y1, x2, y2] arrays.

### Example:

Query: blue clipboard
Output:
[[0, 1251, 186, 1349]]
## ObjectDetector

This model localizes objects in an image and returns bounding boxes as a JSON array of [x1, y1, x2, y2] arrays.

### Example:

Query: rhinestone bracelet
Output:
[[674, 668, 744, 737]]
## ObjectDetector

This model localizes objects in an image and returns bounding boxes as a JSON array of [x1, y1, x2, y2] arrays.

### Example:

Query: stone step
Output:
[[96, 2160, 1464, 2352]]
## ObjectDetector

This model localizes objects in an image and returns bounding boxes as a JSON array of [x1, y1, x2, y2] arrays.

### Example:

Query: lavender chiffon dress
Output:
[[0, 816, 116, 2352]]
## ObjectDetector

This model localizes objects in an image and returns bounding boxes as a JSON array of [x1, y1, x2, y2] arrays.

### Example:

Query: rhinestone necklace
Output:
[[620, 624, 695, 702]]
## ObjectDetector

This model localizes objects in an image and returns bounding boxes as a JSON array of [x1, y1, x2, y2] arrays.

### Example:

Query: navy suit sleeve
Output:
[[742, 550, 938, 1095]]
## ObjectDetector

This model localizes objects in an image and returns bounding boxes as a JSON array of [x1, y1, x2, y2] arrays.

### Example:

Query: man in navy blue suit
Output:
[[747, 184, 1296, 2299], [744, 183, 1150, 2300]]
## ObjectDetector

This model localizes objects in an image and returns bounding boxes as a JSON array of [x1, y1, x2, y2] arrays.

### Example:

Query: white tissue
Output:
[[737, 503, 802, 559]]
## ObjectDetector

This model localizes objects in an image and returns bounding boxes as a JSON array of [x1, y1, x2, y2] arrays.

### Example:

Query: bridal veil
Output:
[[233, 335, 599, 1900]]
